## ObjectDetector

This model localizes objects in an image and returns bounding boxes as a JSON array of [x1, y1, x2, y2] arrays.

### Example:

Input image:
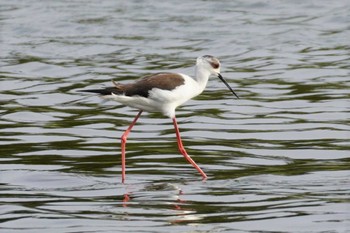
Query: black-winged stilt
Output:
[[80, 55, 239, 183]]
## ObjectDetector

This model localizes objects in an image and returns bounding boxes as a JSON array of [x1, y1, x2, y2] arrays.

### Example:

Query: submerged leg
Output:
[[172, 117, 207, 179], [121, 110, 143, 183]]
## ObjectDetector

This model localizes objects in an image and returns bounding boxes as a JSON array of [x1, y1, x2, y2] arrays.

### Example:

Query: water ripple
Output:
[[1, 0, 349, 232]]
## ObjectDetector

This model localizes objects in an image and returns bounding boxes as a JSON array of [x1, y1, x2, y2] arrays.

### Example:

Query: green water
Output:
[[1, 0, 349, 232]]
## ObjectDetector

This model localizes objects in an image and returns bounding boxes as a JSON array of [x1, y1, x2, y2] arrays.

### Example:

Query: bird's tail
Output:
[[78, 88, 118, 96], [78, 81, 124, 96]]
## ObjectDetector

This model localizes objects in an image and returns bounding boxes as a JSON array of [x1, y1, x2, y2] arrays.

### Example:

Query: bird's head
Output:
[[197, 55, 239, 99], [196, 55, 221, 75]]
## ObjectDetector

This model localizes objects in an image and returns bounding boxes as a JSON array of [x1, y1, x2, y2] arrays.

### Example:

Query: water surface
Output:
[[1, 0, 349, 232]]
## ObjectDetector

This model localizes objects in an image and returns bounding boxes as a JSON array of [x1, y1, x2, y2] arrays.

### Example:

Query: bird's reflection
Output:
[[121, 185, 204, 223], [122, 193, 130, 208]]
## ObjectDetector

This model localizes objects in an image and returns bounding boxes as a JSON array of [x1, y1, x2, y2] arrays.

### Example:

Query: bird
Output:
[[80, 55, 239, 183]]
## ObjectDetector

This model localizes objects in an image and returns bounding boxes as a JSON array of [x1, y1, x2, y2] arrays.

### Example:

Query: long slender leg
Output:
[[172, 117, 207, 179], [121, 110, 143, 183]]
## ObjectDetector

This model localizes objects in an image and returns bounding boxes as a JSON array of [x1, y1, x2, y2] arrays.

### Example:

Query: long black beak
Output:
[[218, 73, 239, 99]]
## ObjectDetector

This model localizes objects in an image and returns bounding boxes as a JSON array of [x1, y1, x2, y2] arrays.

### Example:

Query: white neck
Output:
[[194, 66, 211, 92]]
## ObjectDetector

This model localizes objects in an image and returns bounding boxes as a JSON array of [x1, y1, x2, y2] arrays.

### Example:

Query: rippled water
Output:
[[1, 0, 350, 232]]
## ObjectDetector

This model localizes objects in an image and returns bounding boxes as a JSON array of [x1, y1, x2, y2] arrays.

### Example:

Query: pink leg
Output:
[[121, 110, 143, 183], [172, 117, 207, 179]]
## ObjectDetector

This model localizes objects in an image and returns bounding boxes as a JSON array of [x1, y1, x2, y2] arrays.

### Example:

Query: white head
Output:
[[196, 55, 221, 76], [196, 55, 239, 99]]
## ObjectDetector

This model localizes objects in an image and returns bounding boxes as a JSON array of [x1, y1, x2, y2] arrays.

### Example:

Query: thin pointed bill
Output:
[[218, 73, 239, 99]]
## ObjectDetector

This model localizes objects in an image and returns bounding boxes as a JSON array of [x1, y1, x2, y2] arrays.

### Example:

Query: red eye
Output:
[[210, 61, 220, 69]]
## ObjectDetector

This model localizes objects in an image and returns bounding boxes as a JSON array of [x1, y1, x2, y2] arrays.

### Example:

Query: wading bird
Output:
[[80, 55, 239, 183]]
